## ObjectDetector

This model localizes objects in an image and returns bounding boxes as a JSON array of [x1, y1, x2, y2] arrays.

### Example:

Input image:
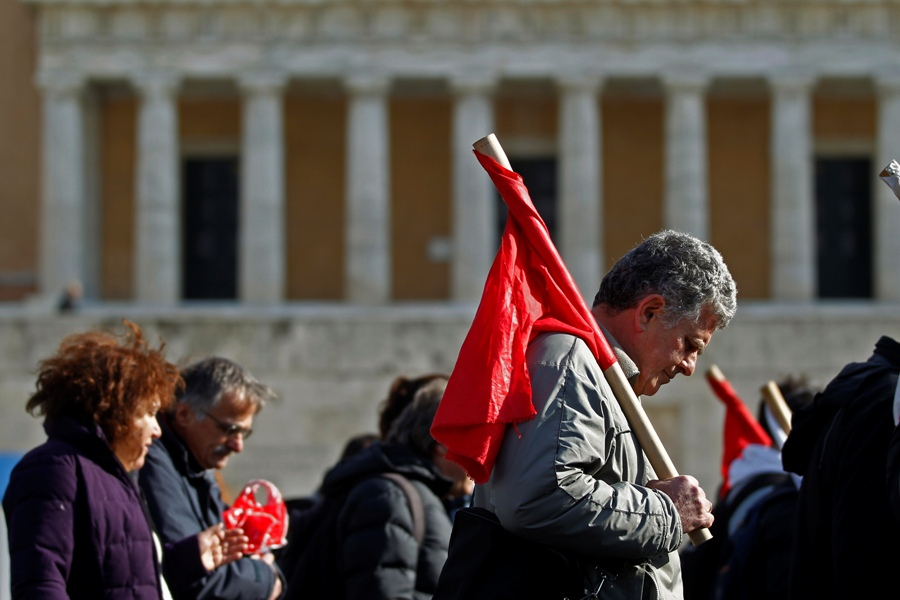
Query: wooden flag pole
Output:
[[761, 380, 792, 436], [473, 132, 712, 546]]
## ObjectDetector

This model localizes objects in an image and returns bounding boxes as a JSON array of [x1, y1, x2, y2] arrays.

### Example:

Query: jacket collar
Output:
[[157, 412, 211, 480], [44, 414, 131, 480], [597, 322, 640, 385]]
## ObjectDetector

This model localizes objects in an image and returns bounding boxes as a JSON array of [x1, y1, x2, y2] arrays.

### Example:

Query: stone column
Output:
[[558, 73, 603, 303], [345, 74, 391, 303], [450, 73, 497, 301], [239, 72, 287, 303], [37, 72, 87, 300], [134, 72, 181, 303], [663, 72, 710, 240], [875, 72, 900, 301], [769, 72, 816, 300]]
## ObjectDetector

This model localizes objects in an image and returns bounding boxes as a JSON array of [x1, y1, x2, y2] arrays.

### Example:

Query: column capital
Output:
[[449, 71, 498, 95], [344, 72, 391, 95], [132, 71, 182, 97], [35, 70, 87, 97], [555, 71, 604, 93], [238, 71, 289, 95], [661, 70, 710, 93], [874, 67, 900, 95], [768, 68, 818, 93]]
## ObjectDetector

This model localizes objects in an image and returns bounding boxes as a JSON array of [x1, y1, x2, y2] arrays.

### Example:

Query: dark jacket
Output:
[[2, 415, 163, 600], [781, 335, 900, 599], [138, 414, 282, 600], [318, 442, 454, 600]]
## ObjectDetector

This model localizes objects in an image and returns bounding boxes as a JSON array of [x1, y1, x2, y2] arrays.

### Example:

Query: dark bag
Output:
[[433, 507, 600, 600]]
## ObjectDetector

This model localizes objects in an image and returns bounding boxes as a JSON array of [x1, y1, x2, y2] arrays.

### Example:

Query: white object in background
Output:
[[1, 507, 9, 600], [879, 159, 900, 201]]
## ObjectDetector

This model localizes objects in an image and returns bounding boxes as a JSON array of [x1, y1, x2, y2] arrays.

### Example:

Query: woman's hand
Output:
[[197, 524, 249, 571]]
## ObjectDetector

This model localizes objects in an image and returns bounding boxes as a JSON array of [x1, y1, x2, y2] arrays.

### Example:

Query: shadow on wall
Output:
[[1, 451, 24, 600]]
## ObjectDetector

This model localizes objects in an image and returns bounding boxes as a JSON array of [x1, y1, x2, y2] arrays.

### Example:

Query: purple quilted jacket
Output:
[[2, 415, 163, 600]]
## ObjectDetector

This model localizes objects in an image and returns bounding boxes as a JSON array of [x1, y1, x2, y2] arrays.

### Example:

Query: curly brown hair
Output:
[[26, 321, 182, 447]]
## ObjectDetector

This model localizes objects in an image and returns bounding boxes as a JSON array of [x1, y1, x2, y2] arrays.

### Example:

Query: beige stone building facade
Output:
[[3, 0, 900, 519]]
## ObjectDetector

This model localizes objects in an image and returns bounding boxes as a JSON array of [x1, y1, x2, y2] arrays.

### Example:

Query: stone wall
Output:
[[1, 301, 899, 501]]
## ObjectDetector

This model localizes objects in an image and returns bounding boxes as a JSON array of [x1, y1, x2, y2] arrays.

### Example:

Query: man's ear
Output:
[[173, 403, 195, 428], [635, 295, 666, 331]]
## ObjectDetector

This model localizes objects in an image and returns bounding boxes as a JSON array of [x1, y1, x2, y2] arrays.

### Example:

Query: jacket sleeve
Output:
[[3, 453, 77, 600], [139, 443, 281, 600], [488, 334, 683, 560], [338, 478, 420, 600]]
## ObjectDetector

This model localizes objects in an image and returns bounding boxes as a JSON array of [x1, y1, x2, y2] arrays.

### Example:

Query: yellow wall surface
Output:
[[100, 95, 137, 300], [708, 96, 771, 300], [603, 96, 665, 268], [0, 1, 40, 300], [814, 96, 876, 139], [285, 95, 346, 300], [180, 97, 241, 140], [496, 93, 558, 142], [390, 96, 452, 300]]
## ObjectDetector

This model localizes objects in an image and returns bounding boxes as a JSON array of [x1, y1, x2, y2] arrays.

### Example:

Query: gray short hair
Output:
[[593, 230, 737, 328], [385, 376, 448, 456], [176, 357, 276, 414]]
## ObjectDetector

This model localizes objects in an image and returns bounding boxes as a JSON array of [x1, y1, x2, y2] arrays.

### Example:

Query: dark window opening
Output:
[[182, 157, 239, 300], [495, 157, 558, 246], [815, 157, 872, 299]]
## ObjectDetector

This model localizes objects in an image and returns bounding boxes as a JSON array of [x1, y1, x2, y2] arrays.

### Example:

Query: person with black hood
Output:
[[282, 375, 468, 600], [781, 336, 900, 599]]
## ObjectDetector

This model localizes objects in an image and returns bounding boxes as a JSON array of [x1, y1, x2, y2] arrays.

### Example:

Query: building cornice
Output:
[[25, 0, 900, 81]]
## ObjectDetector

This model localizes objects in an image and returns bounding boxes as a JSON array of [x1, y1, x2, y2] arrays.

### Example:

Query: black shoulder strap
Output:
[[380, 472, 426, 545]]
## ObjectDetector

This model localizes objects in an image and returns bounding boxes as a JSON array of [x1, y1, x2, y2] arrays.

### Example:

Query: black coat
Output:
[[3, 416, 164, 600], [138, 415, 282, 600], [781, 336, 900, 599], [318, 442, 454, 600]]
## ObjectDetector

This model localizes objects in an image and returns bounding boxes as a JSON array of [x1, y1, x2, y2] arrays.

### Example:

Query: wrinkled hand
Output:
[[647, 475, 714, 534], [197, 524, 225, 572], [222, 526, 249, 565], [197, 524, 249, 572]]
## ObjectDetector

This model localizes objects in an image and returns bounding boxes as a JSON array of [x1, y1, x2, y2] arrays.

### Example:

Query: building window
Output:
[[496, 157, 558, 245], [815, 156, 872, 299], [182, 157, 239, 300]]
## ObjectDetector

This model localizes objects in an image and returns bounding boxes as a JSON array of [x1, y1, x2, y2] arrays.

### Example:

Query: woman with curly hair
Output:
[[2, 321, 240, 599]]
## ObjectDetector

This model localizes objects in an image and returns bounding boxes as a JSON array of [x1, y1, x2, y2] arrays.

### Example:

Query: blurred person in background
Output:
[[139, 356, 284, 600], [282, 374, 471, 599], [2, 321, 235, 599]]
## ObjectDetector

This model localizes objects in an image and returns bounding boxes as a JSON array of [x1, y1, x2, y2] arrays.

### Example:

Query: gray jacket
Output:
[[473, 331, 684, 599]]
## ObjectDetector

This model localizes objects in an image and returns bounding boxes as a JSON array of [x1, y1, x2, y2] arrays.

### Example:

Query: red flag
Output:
[[430, 151, 616, 484], [705, 371, 772, 499]]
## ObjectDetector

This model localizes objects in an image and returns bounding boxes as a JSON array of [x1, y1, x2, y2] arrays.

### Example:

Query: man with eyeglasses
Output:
[[139, 356, 285, 600]]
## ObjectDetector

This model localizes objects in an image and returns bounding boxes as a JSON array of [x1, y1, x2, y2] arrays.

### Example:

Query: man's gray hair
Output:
[[593, 230, 737, 328], [385, 376, 448, 456], [176, 357, 276, 414]]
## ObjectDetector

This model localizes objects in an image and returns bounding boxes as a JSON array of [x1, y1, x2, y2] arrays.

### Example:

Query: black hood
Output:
[[782, 335, 900, 475], [319, 441, 453, 500]]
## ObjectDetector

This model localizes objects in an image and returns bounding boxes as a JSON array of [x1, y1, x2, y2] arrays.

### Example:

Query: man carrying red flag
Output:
[[433, 152, 737, 598]]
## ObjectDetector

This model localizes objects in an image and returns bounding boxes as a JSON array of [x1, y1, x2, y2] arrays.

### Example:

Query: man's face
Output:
[[630, 297, 718, 397], [176, 393, 256, 470]]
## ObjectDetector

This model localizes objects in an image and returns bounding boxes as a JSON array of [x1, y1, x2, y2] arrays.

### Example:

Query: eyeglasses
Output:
[[201, 411, 253, 440]]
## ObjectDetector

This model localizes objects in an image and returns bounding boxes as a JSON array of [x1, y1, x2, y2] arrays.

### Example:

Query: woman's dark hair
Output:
[[385, 376, 449, 456], [26, 321, 181, 446], [378, 373, 449, 439]]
